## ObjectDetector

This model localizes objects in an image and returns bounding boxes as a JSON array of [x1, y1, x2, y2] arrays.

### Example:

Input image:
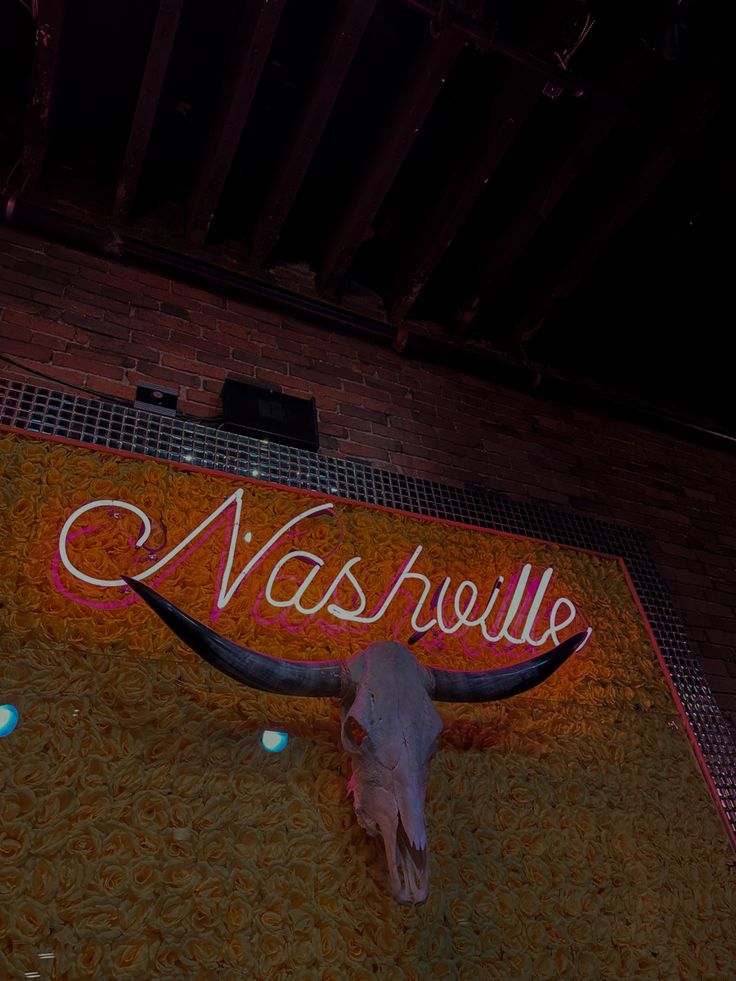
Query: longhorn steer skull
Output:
[[123, 578, 587, 905]]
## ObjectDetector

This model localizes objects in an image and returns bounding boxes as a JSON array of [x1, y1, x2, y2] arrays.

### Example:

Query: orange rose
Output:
[[76, 939, 105, 978], [111, 938, 149, 975]]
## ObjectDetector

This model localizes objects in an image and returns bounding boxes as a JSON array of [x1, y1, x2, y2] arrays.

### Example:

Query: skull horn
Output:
[[426, 629, 590, 702], [122, 578, 345, 697]]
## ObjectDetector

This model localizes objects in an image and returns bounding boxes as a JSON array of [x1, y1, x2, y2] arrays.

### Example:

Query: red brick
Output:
[[228, 298, 281, 324], [66, 286, 129, 314], [86, 375, 133, 401], [343, 442, 390, 462], [272, 335, 309, 357], [231, 350, 289, 373], [251, 367, 290, 390], [76, 278, 132, 305], [182, 308, 216, 329], [12, 315, 76, 341], [287, 384, 338, 412], [207, 305, 260, 330], [212, 324, 257, 350], [160, 351, 211, 374], [13, 259, 69, 286], [319, 421, 349, 439], [62, 311, 104, 331], [698, 657, 732, 677], [87, 318, 132, 341], [134, 268, 171, 289], [389, 415, 441, 439], [161, 301, 190, 319], [202, 373, 252, 395], [347, 429, 402, 452], [6, 246, 80, 276], [195, 350, 234, 370], [338, 402, 388, 425], [684, 487, 717, 502], [0, 338, 54, 362], [62, 298, 108, 320], [179, 385, 221, 406], [30, 331, 67, 352], [0, 279, 38, 303], [44, 242, 109, 272], [285, 364, 339, 388], [85, 332, 157, 361], [177, 391, 223, 417], [0, 322, 29, 345], [714, 692, 736, 712], [52, 352, 127, 379], [128, 318, 169, 343], [129, 364, 200, 389], [171, 281, 225, 307], [90, 268, 140, 290], [129, 291, 162, 311], [29, 364, 88, 390], [167, 326, 204, 348]]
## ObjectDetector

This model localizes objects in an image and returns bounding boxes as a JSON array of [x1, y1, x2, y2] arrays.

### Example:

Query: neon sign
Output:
[[56, 490, 591, 653]]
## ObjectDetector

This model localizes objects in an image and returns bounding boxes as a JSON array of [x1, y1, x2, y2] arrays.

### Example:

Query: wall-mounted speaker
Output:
[[219, 378, 319, 452]]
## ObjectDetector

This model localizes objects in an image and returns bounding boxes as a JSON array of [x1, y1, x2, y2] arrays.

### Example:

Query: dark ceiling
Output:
[[1, 0, 735, 433]]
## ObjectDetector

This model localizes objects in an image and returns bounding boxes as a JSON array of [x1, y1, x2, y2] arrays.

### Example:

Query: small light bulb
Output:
[[0, 704, 19, 737], [261, 730, 288, 753]]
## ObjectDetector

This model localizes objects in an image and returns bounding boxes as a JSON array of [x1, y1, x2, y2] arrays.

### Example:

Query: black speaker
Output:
[[219, 378, 319, 451]]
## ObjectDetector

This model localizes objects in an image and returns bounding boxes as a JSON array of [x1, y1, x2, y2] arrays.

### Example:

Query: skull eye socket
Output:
[[343, 715, 368, 750]]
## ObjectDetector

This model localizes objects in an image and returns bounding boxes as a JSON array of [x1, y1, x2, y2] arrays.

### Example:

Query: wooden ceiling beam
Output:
[[22, 0, 68, 191], [385, 0, 599, 325], [113, 0, 184, 221], [449, 42, 656, 337], [500, 29, 734, 349], [448, 107, 629, 338], [504, 113, 727, 349], [249, 0, 378, 267], [385, 66, 541, 323], [505, 144, 681, 348], [186, 0, 286, 245], [318, 23, 468, 292], [398, 0, 587, 97]]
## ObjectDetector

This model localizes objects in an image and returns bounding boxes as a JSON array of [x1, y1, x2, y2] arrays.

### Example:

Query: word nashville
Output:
[[57, 489, 591, 650]]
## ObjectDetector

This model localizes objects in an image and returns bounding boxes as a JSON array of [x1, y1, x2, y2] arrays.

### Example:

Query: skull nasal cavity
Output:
[[345, 716, 368, 747]]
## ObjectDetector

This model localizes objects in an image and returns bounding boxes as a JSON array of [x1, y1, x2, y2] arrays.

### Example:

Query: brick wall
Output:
[[1, 225, 735, 730]]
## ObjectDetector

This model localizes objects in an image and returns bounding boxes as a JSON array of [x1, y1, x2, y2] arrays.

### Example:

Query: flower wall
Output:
[[1, 430, 734, 979]]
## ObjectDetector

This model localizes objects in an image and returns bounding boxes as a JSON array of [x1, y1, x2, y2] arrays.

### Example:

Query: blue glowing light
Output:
[[261, 730, 288, 753], [0, 704, 19, 737]]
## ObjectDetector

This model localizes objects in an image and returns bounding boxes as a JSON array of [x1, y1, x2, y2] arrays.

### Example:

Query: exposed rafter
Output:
[[186, 0, 286, 245], [250, 0, 378, 267], [397, 0, 587, 97], [385, 66, 541, 323], [318, 21, 468, 292], [22, 0, 67, 191], [506, 144, 682, 348], [502, 29, 733, 348], [450, 41, 656, 337], [113, 0, 185, 221]]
